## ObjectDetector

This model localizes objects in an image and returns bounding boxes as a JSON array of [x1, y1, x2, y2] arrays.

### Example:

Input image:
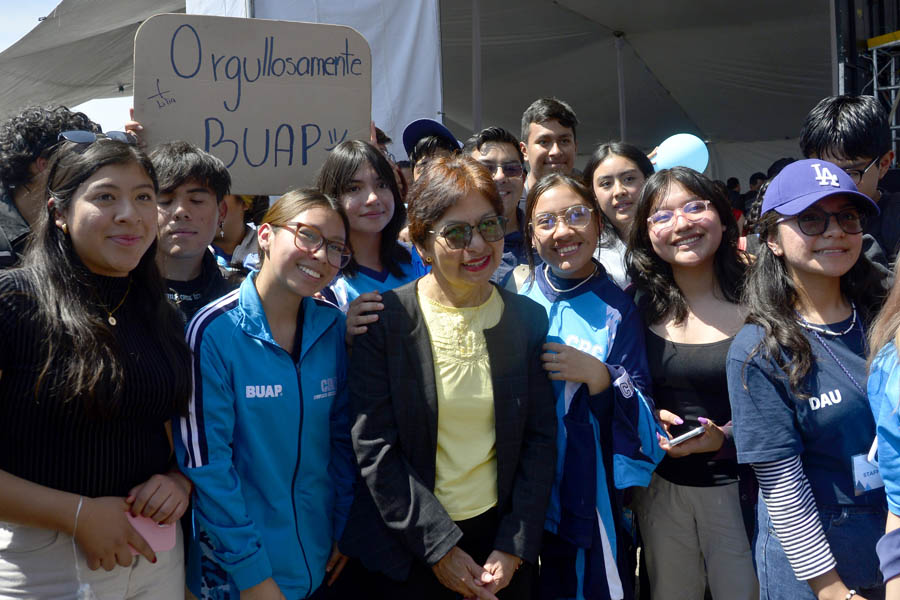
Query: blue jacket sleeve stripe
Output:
[[869, 343, 900, 514], [181, 290, 241, 469], [606, 366, 665, 487]]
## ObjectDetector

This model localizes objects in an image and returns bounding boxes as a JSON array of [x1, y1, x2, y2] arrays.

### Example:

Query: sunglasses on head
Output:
[[58, 130, 137, 145]]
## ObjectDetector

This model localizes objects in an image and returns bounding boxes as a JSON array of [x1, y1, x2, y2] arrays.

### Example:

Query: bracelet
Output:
[[845, 590, 857, 600], [72, 495, 84, 538]]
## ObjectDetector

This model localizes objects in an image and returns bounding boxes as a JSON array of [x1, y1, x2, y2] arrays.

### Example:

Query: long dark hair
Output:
[[25, 138, 191, 417], [744, 208, 887, 396], [582, 142, 654, 245], [582, 142, 654, 188], [316, 140, 410, 277], [628, 167, 745, 325]]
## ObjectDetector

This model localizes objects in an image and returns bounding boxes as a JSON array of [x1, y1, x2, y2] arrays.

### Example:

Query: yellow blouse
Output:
[[417, 285, 503, 521]]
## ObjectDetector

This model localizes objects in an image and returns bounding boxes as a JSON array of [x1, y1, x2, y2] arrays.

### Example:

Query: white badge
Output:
[[852, 450, 884, 496]]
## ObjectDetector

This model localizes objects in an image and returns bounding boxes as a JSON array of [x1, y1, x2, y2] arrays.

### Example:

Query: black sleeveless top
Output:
[[645, 329, 738, 487]]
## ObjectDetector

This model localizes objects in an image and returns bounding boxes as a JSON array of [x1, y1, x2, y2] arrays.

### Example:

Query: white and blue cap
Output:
[[762, 158, 879, 216], [402, 118, 462, 156]]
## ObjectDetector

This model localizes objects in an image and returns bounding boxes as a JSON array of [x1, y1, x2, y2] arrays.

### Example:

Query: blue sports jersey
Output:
[[325, 243, 428, 310], [520, 261, 664, 600]]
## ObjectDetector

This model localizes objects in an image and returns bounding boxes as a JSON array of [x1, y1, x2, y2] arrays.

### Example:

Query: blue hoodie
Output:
[[175, 273, 355, 598]]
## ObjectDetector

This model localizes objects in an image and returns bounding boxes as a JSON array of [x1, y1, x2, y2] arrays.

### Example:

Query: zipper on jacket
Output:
[[290, 360, 313, 596]]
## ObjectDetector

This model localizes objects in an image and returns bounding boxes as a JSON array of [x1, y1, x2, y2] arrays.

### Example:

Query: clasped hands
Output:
[[432, 546, 522, 600]]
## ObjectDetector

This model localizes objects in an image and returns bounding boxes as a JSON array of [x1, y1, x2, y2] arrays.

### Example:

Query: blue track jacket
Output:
[[520, 263, 664, 600], [869, 342, 900, 514], [175, 274, 355, 598]]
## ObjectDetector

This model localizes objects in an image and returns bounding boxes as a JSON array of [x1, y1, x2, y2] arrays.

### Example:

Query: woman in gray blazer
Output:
[[340, 155, 557, 600]]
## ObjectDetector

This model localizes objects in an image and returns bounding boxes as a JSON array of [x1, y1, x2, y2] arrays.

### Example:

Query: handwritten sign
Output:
[[133, 14, 372, 195]]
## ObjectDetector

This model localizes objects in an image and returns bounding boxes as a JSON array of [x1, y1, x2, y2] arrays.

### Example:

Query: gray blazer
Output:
[[340, 280, 557, 582]]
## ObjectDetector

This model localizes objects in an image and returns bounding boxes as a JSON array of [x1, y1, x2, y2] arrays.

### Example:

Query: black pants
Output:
[[321, 508, 534, 600]]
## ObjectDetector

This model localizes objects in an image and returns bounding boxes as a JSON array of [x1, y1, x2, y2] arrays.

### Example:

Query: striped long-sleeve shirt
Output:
[[727, 321, 884, 582], [755, 456, 836, 579]]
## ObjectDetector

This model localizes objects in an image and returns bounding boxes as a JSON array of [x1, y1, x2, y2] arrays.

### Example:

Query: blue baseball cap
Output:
[[402, 118, 462, 156], [762, 159, 879, 216]]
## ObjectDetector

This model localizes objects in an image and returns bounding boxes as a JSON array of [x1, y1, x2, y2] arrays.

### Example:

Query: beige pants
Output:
[[633, 474, 758, 600], [0, 520, 184, 599]]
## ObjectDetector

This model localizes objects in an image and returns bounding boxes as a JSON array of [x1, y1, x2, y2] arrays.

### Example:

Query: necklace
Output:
[[97, 278, 131, 326], [543, 262, 598, 294], [808, 326, 866, 396], [796, 302, 857, 337]]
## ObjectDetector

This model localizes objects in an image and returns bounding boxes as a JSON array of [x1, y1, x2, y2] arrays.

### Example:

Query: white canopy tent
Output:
[[0, 0, 184, 113], [0, 0, 836, 183], [440, 0, 832, 183]]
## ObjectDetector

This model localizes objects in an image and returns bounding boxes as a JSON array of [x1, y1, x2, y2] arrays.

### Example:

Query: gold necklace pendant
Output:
[[96, 278, 132, 327]]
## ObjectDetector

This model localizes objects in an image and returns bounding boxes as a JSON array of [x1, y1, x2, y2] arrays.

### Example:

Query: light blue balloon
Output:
[[655, 133, 709, 172]]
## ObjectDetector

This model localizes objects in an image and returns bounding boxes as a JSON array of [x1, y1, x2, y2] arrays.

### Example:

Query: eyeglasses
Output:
[[647, 200, 713, 231], [274, 222, 352, 269], [477, 161, 524, 178], [776, 207, 865, 236], [429, 215, 508, 249], [58, 130, 137, 145], [532, 205, 594, 233], [843, 156, 880, 184]]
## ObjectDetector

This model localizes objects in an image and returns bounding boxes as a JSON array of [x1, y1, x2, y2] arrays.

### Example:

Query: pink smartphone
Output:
[[126, 512, 176, 555]]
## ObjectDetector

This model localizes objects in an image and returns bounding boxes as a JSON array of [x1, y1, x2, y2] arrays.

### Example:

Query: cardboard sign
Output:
[[133, 14, 372, 195]]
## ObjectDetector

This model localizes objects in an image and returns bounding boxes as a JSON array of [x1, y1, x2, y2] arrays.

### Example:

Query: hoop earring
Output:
[[424, 256, 433, 264]]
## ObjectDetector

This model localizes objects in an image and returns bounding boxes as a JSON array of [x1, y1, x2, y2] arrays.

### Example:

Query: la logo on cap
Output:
[[811, 163, 840, 187]]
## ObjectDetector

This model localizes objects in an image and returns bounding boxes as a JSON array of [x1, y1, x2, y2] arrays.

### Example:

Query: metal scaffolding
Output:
[[869, 32, 900, 160]]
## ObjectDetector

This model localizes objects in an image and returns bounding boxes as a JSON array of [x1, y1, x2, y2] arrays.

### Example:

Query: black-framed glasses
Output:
[[274, 222, 352, 269], [58, 130, 137, 145], [776, 207, 865, 236], [532, 205, 594, 233], [429, 215, 508, 250], [843, 156, 880, 184], [647, 200, 713, 231], [477, 161, 524, 178]]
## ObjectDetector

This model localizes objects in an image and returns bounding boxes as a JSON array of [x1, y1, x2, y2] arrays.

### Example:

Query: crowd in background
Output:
[[0, 92, 899, 600]]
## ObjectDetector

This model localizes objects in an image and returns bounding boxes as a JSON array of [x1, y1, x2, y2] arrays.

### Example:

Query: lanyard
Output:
[[807, 325, 866, 396]]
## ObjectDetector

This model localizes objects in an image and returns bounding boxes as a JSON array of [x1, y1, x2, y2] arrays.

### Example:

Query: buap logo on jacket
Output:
[[246, 384, 283, 398]]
